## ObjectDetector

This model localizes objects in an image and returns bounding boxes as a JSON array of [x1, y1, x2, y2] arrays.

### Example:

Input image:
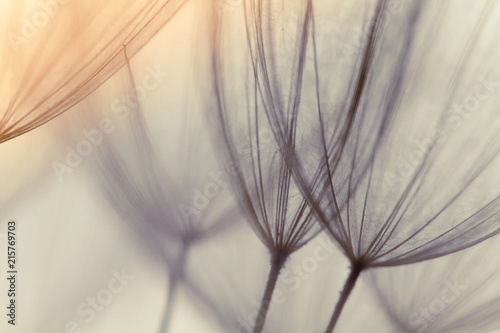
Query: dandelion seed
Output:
[[0, 0, 186, 144], [208, 0, 500, 331], [78, 56, 239, 332], [368, 240, 500, 333]]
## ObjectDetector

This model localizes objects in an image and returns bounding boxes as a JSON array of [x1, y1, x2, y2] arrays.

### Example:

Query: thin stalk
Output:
[[159, 241, 190, 333], [252, 252, 288, 333], [325, 263, 364, 333]]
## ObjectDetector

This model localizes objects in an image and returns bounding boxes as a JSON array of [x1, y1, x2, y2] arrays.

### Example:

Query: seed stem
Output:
[[324, 263, 363, 333], [252, 252, 287, 333], [159, 241, 189, 333]]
